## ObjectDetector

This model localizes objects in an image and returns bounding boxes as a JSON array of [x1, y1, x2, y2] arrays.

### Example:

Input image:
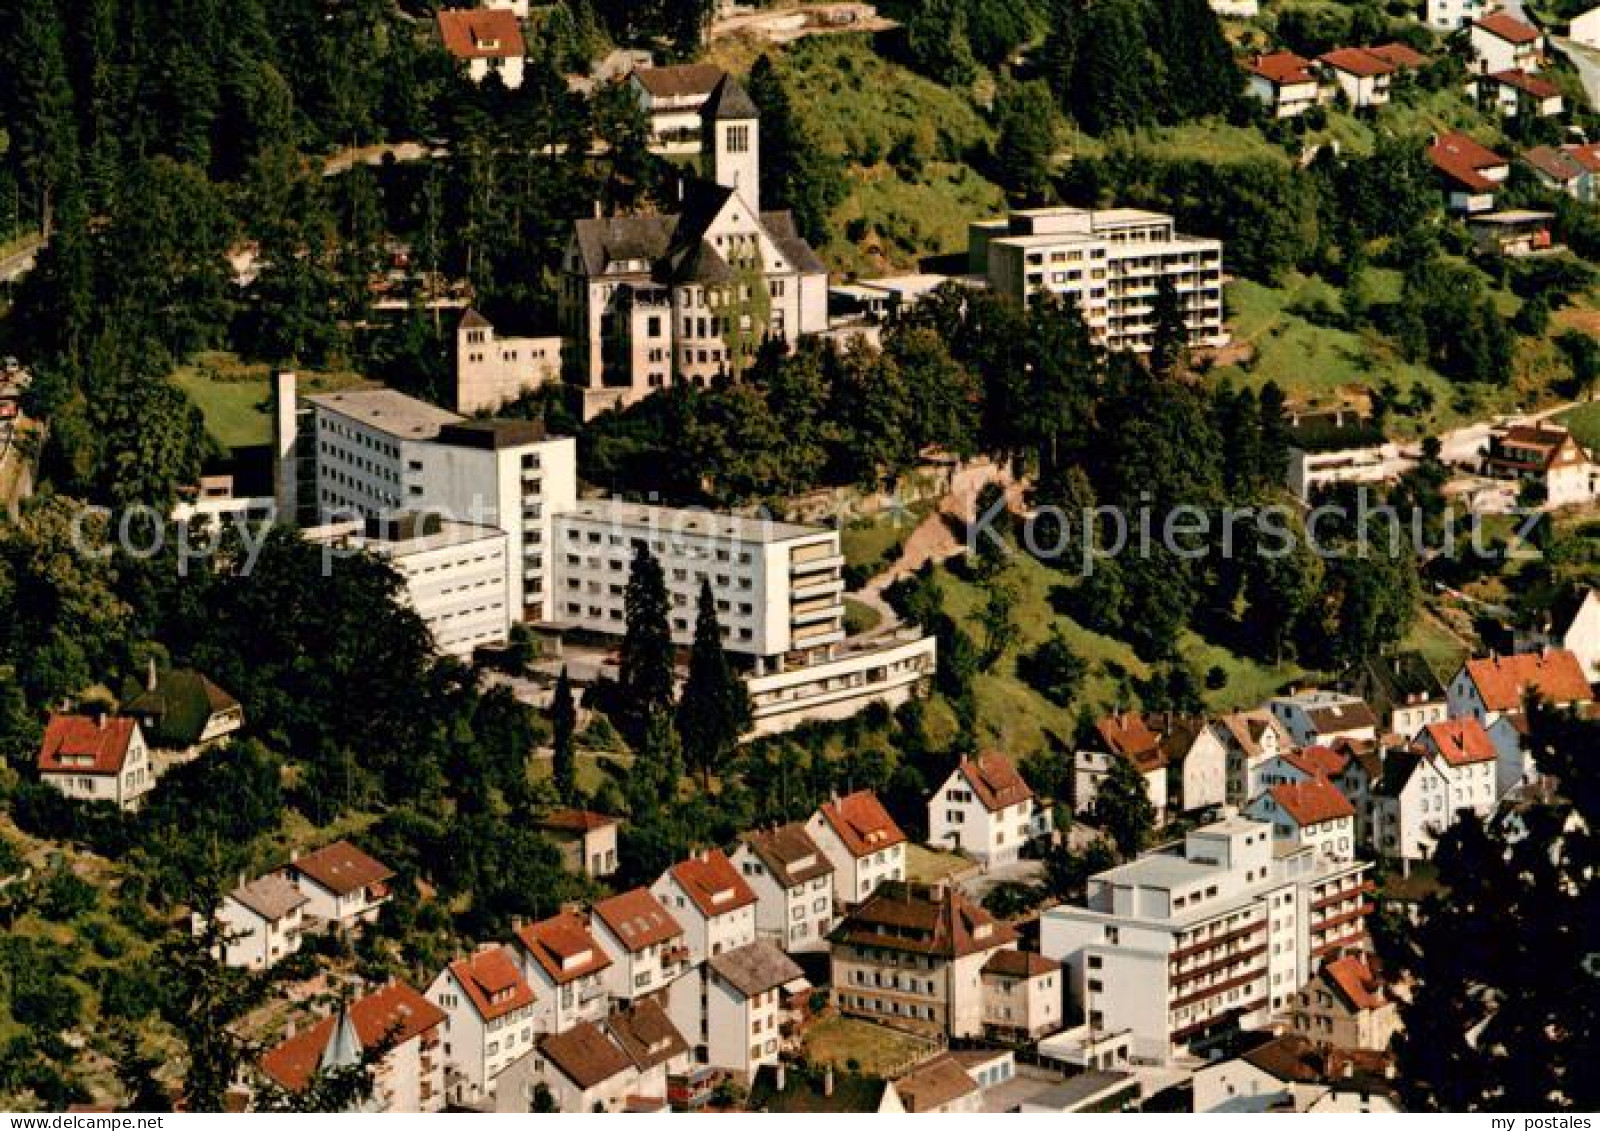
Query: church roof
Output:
[[702, 74, 759, 121]]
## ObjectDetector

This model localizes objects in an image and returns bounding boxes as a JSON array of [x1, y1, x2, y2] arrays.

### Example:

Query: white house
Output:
[[1477, 68, 1564, 117], [213, 873, 309, 971], [805, 790, 907, 907], [629, 63, 729, 152], [730, 823, 835, 952], [1482, 424, 1599, 509], [259, 982, 446, 1112], [1428, 0, 1495, 31], [437, 7, 525, 89], [536, 809, 620, 879], [1515, 589, 1600, 682], [1268, 691, 1378, 748], [512, 911, 612, 1036], [701, 940, 806, 1080], [980, 950, 1063, 1040], [1446, 649, 1592, 725], [1470, 12, 1544, 74], [927, 752, 1052, 866], [427, 945, 539, 1107], [1247, 778, 1357, 863], [1372, 720, 1496, 861], [1318, 47, 1396, 109], [651, 849, 758, 967], [1339, 652, 1449, 741], [285, 841, 394, 932], [591, 887, 692, 1003], [1213, 709, 1294, 806], [878, 1055, 984, 1114], [121, 663, 243, 755], [1429, 132, 1512, 213], [36, 714, 155, 811], [1244, 53, 1324, 118], [1572, 5, 1600, 47], [1193, 1035, 1400, 1113]]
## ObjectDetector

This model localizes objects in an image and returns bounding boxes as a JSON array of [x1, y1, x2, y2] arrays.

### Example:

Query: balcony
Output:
[[792, 575, 846, 601], [791, 603, 843, 627], [1169, 969, 1267, 1012], [1311, 880, 1374, 912], [1169, 921, 1265, 963], [1169, 944, 1268, 988], [790, 552, 845, 576]]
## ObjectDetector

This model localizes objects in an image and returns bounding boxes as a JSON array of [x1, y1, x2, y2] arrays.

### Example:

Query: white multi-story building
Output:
[[455, 309, 561, 415], [307, 515, 511, 658], [805, 790, 908, 908], [427, 946, 540, 1107], [980, 951, 1064, 1040], [1212, 709, 1294, 807], [927, 752, 1052, 866], [512, 911, 612, 1036], [651, 849, 759, 967], [1267, 690, 1379, 748], [1041, 817, 1373, 1063], [701, 940, 806, 1081], [629, 63, 729, 152], [212, 874, 308, 971], [1246, 778, 1357, 862], [284, 841, 394, 932], [1470, 11, 1544, 74], [1446, 648, 1592, 725], [968, 206, 1227, 354], [1372, 719, 1499, 860], [36, 714, 155, 811], [731, 823, 836, 952], [1429, 0, 1495, 32], [591, 887, 693, 1003], [292, 381, 577, 627]]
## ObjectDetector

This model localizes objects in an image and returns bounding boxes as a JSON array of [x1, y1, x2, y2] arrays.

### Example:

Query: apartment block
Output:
[[1040, 817, 1373, 1063], [968, 207, 1227, 354]]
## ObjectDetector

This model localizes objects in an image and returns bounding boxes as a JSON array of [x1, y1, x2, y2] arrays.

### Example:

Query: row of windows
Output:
[[320, 419, 400, 461]]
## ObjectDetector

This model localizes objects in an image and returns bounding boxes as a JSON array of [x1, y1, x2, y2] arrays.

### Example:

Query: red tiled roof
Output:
[[1247, 51, 1318, 85], [1284, 745, 1349, 779], [983, 949, 1059, 979], [1094, 713, 1165, 773], [818, 790, 907, 858], [1319, 47, 1395, 77], [513, 911, 612, 986], [958, 752, 1034, 812], [448, 946, 536, 1023], [666, 849, 756, 919], [38, 714, 138, 776], [593, 887, 683, 953], [1321, 954, 1387, 1013], [1489, 68, 1561, 98], [1462, 650, 1591, 712], [437, 8, 525, 60], [1474, 11, 1542, 44], [1365, 42, 1428, 68], [1566, 142, 1600, 173], [290, 842, 393, 897], [260, 982, 444, 1093], [1422, 719, 1497, 766], [1429, 132, 1509, 192], [1270, 778, 1354, 826], [539, 808, 620, 834]]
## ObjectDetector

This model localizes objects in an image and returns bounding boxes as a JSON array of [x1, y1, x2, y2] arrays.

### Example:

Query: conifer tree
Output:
[[550, 666, 577, 803], [676, 580, 751, 786], [619, 544, 675, 740]]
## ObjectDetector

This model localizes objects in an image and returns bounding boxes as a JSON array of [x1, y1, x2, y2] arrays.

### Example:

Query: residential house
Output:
[[1470, 12, 1544, 74], [1212, 709, 1294, 806], [651, 849, 758, 966], [1415, 718, 1500, 810], [605, 999, 694, 1105], [700, 940, 806, 1080], [591, 887, 691, 1003], [1041, 817, 1373, 1062], [980, 950, 1063, 1040], [427, 945, 539, 1106], [1246, 778, 1357, 862], [1477, 68, 1563, 117], [1256, 744, 1350, 790], [511, 911, 612, 1036], [1244, 53, 1324, 118], [285, 841, 394, 932], [259, 982, 446, 1113], [1318, 47, 1396, 109], [537, 810, 620, 879], [436, 7, 525, 89], [1427, 0, 1494, 32], [1192, 1035, 1401, 1113], [1520, 144, 1598, 201], [1573, 4, 1600, 46], [1339, 652, 1448, 740], [927, 752, 1052, 866], [213, 873, 309, 971], [1268, 690, 1379, 748], [1330, 741, 1385, 847], [454, 309, 561, 415], [1289, 953, 1400, 1052], [120, 663, 243, 756], [511, 999, 691, 1113], [1371, 719, 1497, 860], [1514, 587, 1600, 681], [731, 823, 835, 952], [1446, 648, 1592, 725], [628, 63, 729, 151], [36, 713, 155, 811], [1074, 713, 1168, 816], [1429, 132, 1511, 213], [877, 1055, 984, 1114], [805, 790, 908, 907], [1468, 210, 1561, 257], [1481, 423, 1599, 508]]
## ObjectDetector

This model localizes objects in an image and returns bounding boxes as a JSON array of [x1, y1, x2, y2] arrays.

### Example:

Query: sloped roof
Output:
[[1565, 142, 1600, 173], [1365, 42, 1428, 68], [1474, 11, 1542, 44], [230, 873, 308, 923], [1342, 651, 1444, 715], [1488, 68, 1561, 98], [513, 911, 612, 986], [38, 714, 138, 776], [632, 63, 727, 99], [890, 1054, 980, 1112], [538, 808, 620, 835], [593, 887, 683, 952], [666, 849, 757, 918], [1214, 710, 1290, 761], [1304, 699, 1379, 735], [759, 210, 829, 275], [608, 998, 689, 1071], [831, 881, 1017, 958], [120, 668, 240, 748], [260, 982, 444, 1093], [1461, 650, 1591, 712], [1093, 713, 1164, 772], [1242, 1034, 1396, 1090], [1246, 51, 1318, 85], [571, 213, 677, 278], [1319, 47, 1395, 77], [437, 8, 525, 60], [983, 949, 1059, 979], [290, 842, 393, 897], [448, 946, 536, 1023], [458, 308, 491, 331], [1283, 745, 1350, 779], [1522, 145, 1587, 183], [1269, 778, 1355, 826], [708, 939, 804, 997], [817, 790, 908, 858], [1430, 132, 1510, 192], [957, 752, 1034, 812], [702, 74, 759, 120], [1320, 953, 1388, 1013], [1422, 718, 1497, 766], [539, 1022, 634, 1090], [741, 823, 833, 889]]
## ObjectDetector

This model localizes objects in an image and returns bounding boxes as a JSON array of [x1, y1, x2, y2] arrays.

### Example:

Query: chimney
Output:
[[775, 1062, 787, 1092], [823, 1065, 834, 1097], [272, 371, 300, 524], [147, 656, 159, 693]]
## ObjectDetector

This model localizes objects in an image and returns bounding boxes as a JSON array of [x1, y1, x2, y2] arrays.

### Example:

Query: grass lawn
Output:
[[1559, 401, 1600, 450], [840, 499, 936, 573], [1402, 609, 1472, 678], [802, 1015, 937, 1077], [529, 749, 633, 796], [844, 596, 883, 635], [904, 842, 973, 884], [172, 351, 370, 451]]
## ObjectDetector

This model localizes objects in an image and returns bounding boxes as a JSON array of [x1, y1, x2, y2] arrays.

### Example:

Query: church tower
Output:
[[701, 75, 761, 212]]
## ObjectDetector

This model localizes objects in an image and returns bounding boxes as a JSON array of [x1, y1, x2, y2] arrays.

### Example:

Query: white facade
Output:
[[591, 890, 693, 1004], [969, 206, 1227, 354], [426, 948, 539, 1107], [1246, 788, 1357, 863], [1268, 690, 1378, 747], [1516, 590, 1600, 682], [1429, 0, 1494, 31], [1471, 16, 1544, 74], [1572, 6, 1600, 46], [649, 852, 758, 968], [804, 791, 908, 907], [926, 754, 1051, 866], [730, 827, 835, 953], [745, 631, 937, 736], [456, 312, 561, 414], [38, 718, 155, 811], [1041, 818, 1372, 1063], [212, 877, 307, 971]]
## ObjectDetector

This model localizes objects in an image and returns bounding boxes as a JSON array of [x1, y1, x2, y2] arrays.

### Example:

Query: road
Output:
[[0, 235, 44, 284]]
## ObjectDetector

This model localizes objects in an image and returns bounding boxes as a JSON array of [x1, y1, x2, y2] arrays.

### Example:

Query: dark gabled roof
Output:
[[702, 74, 759, 121], [290, 842, 393, 897], [437, 8, 525, 60], [831, 881, 1017, 958], [665, 849, 758, 918], [633, 63, 727, 99], [539, 1021, 634, 1090], [889, 1054, 979, 1112], [458, 307, 491, 331], [660, 238, 733, 286], [571, 213, 677, 278], [983, 949, 1059, 979], [741, 823, 833, 889], [513, 911, 612, 986], [593, 887, 683, 952], [607, 998, 689, 1071], [1341, 652, 1444, 716], [447, 946, 537, 1023], [759, 210, 828, 275], [120, 667, 240, 748], [707, 940, 804, 998]]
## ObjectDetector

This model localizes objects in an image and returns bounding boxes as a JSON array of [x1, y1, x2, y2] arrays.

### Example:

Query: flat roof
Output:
[[557, 498, 828, 544], [307, 388, 463, 439], [1022, 1071, 1137, 1111], [367, 520, 508, 556], [1470, 209, 1556, 224]]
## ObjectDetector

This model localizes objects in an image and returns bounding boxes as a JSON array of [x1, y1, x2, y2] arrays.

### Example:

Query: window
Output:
[[727, 124, 750, 153]]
